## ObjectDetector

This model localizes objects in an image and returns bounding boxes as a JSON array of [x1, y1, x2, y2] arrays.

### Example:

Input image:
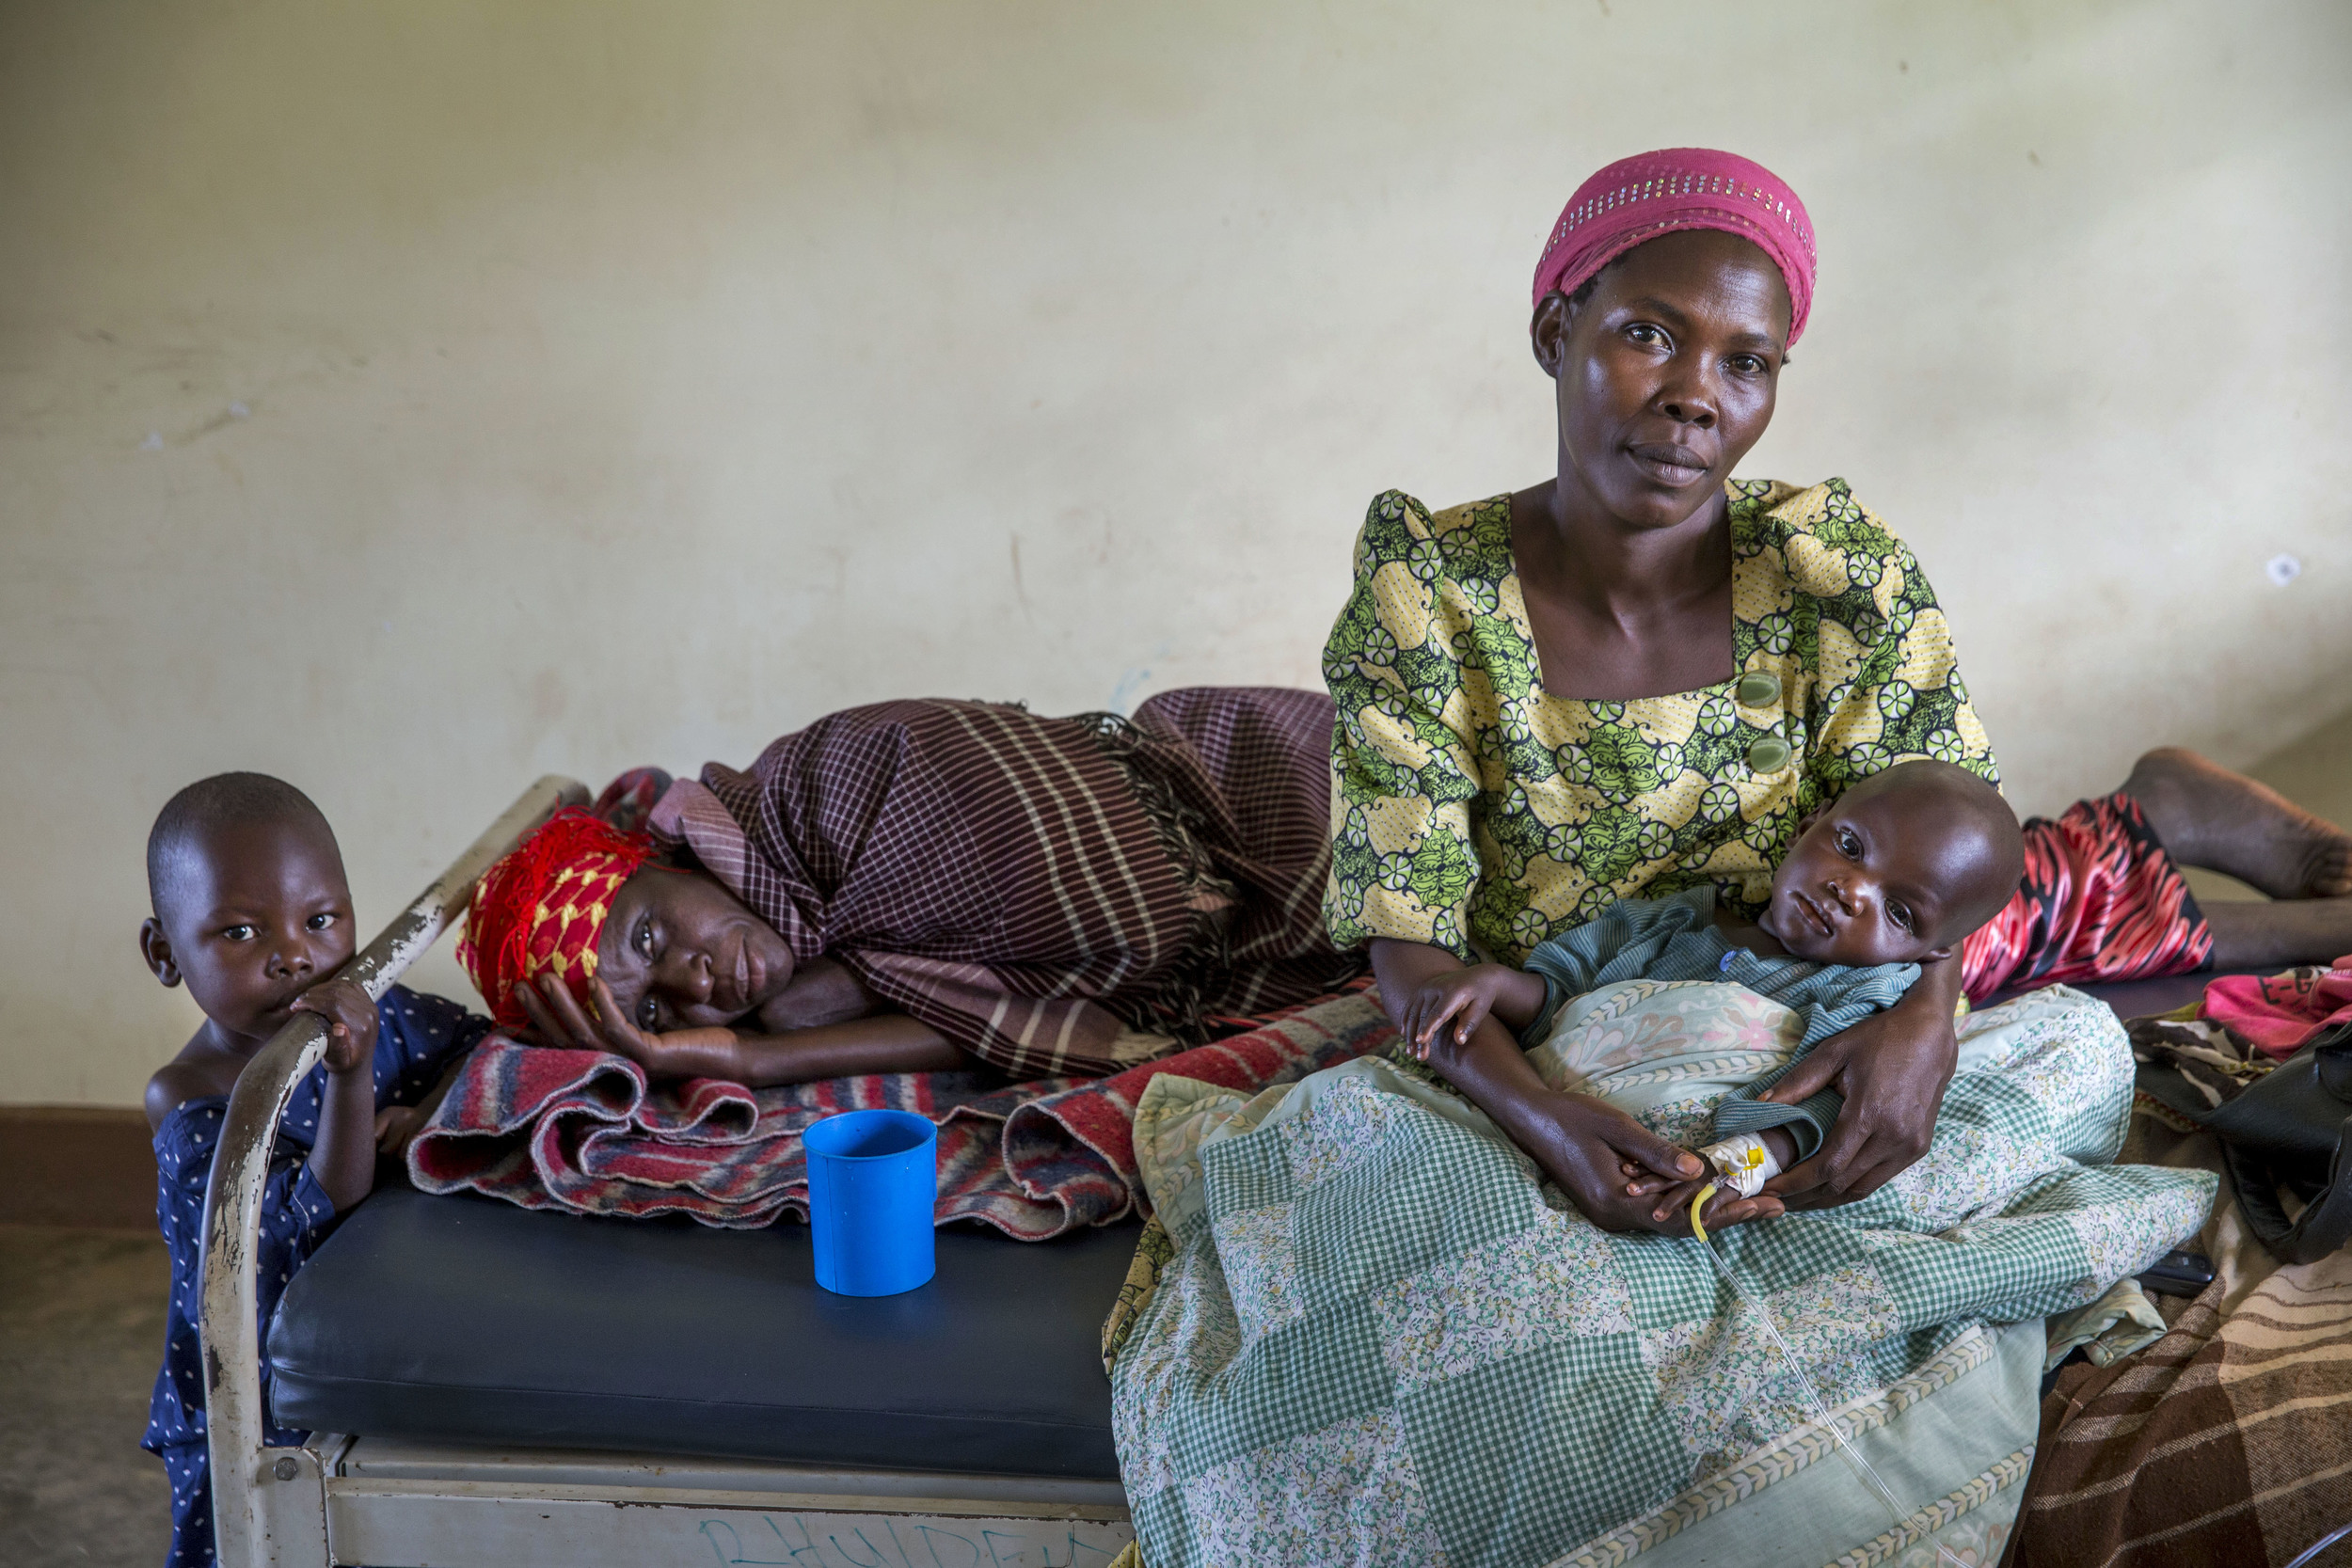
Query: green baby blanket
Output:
[[1111, 982, 2214, 1568]]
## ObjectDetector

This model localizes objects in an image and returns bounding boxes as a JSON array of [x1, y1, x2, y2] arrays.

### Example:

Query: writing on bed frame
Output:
[[699, 1512, 1131, 1568]]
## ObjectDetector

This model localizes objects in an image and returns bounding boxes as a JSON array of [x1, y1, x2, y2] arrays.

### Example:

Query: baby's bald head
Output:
[[140, 773, 358, 1049], [1764, 760, 2024, 968], [1834, 761, 2025, 944]]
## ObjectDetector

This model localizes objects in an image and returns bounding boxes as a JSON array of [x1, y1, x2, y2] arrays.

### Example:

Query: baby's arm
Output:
[[289, 978, 381, 1212], [1399, 963, 1549, 1056]]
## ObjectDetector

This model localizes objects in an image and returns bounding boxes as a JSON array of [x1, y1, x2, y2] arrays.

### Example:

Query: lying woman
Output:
[[1326, 146, 2352, 1231], [460, 686, 1362, 1082]]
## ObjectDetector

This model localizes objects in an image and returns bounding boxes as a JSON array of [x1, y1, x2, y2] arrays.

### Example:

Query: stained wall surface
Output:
[[6, 1, 2348, 1103]]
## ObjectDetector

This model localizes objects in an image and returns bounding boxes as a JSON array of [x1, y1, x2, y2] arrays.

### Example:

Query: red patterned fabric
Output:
[[457, 808, 658, 1031], [647, 688, 1359, 1081], [1961, 791, 2213, 1002], [2201, 959, 2352, 1058], [408, 988, 1392, 1240]]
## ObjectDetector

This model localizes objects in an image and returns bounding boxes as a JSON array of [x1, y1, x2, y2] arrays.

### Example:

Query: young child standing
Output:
[[1401, 759, 2028, 1236], [135, 773, 490, 1568]]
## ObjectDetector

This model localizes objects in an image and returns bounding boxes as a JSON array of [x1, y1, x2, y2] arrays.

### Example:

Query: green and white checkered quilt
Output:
[[1110, 983, 2215, 1568]]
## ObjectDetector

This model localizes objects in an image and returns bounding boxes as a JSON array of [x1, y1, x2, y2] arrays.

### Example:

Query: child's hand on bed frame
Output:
[[289, 974, 384, 1211], [516, 971, 970, 1086]]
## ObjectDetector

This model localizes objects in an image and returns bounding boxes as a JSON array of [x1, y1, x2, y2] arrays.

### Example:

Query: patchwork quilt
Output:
[[1109, 983, 2216, 1568]]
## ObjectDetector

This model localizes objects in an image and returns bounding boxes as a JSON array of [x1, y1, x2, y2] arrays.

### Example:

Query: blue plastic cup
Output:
[[803, 1109, 938, 1297]]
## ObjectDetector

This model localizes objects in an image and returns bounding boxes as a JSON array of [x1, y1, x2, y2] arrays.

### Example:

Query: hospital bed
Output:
[[199, 779, 1136, 1568], [199, 780, 2249, 1568]]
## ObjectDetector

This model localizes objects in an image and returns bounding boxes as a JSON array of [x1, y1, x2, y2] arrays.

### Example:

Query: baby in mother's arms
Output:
[[1400, 759, 2026, 1237]]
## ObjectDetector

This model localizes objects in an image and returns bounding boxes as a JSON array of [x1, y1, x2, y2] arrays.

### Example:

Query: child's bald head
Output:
[[141, 774, 358, 1049], [1839, 761, 2026, 942], [1764, 761, 2025, 968], [147, 773, 338, 925]]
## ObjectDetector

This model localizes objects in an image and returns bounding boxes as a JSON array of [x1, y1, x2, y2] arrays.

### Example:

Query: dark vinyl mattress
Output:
[[265, 970, 2222, 1475], [267, 1188, 1139, 1478]]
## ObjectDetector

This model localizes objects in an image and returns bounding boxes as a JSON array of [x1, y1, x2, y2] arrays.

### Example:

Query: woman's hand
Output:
[[516, 972, 966, 1086], [1510, 1091, 1787, 1234], [1375, 938, 1711, 1232], [514, 972, 741, 1081], [1509, 1092, 1785, 1235], [1757, 958, 1962, 1209], [1367, 937, 1783, 1234]]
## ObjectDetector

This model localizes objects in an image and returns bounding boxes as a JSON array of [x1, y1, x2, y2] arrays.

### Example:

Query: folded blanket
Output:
[[2016, 1002, 2352, 1568], [1109, 984, 2215, 1568], [407, 990, 1393, 1241]]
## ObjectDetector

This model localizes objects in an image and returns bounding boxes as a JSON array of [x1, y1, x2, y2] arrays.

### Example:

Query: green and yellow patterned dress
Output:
[[1322, 479, 1999, 965]]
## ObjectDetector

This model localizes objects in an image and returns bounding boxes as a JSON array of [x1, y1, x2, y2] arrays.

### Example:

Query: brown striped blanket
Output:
[[2012, 1102, 2352, 1567], [647, 687, 1359, 1081]]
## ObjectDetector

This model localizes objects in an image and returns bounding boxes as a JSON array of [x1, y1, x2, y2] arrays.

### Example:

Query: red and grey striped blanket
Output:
[[407, 988, 1391, 1241]]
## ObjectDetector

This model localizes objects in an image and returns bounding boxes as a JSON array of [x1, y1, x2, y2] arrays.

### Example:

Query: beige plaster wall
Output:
[[5, 1, 2348, 1104]]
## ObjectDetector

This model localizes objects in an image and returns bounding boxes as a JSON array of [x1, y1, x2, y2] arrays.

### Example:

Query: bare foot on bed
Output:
[[2123, 747, 2352, 899]]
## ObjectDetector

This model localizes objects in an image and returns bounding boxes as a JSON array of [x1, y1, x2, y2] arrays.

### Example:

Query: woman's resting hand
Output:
[[1508, 1092, 1785, 1235], [516, 972, 743, 1080], [516, 970, 968, 1086], [1757, 957, 1963, 1209]]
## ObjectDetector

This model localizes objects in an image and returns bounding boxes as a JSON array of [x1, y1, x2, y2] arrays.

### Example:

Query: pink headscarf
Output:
[[1532, 149, 1818, 345]]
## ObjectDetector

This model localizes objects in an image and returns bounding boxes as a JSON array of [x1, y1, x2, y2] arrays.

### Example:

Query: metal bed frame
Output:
[[199, 776, 1135, 1568]]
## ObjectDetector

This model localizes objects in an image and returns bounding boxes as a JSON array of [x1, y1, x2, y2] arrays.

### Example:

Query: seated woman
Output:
[[460, 686, 1361, 1083], [1327, 146, 2352, 1232]]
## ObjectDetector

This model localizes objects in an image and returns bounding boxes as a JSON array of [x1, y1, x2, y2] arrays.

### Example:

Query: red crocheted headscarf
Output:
[[1533, 148, 1818, 346], [458, 807, 659, 1030]]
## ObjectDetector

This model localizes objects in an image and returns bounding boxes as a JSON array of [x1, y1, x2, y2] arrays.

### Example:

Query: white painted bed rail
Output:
[[199, 775, 585, 1568]]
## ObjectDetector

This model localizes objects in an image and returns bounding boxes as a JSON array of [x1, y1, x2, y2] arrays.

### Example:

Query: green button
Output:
[[1736, 672, 1781, 708], [1747, 736, 1793, 773]]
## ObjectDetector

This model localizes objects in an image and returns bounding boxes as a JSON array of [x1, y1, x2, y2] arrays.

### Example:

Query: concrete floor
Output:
[[1, 1227, 174, 1568]]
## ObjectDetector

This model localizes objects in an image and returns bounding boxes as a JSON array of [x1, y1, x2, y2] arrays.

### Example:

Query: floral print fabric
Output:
[[1322, 480, 1999, 964]]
